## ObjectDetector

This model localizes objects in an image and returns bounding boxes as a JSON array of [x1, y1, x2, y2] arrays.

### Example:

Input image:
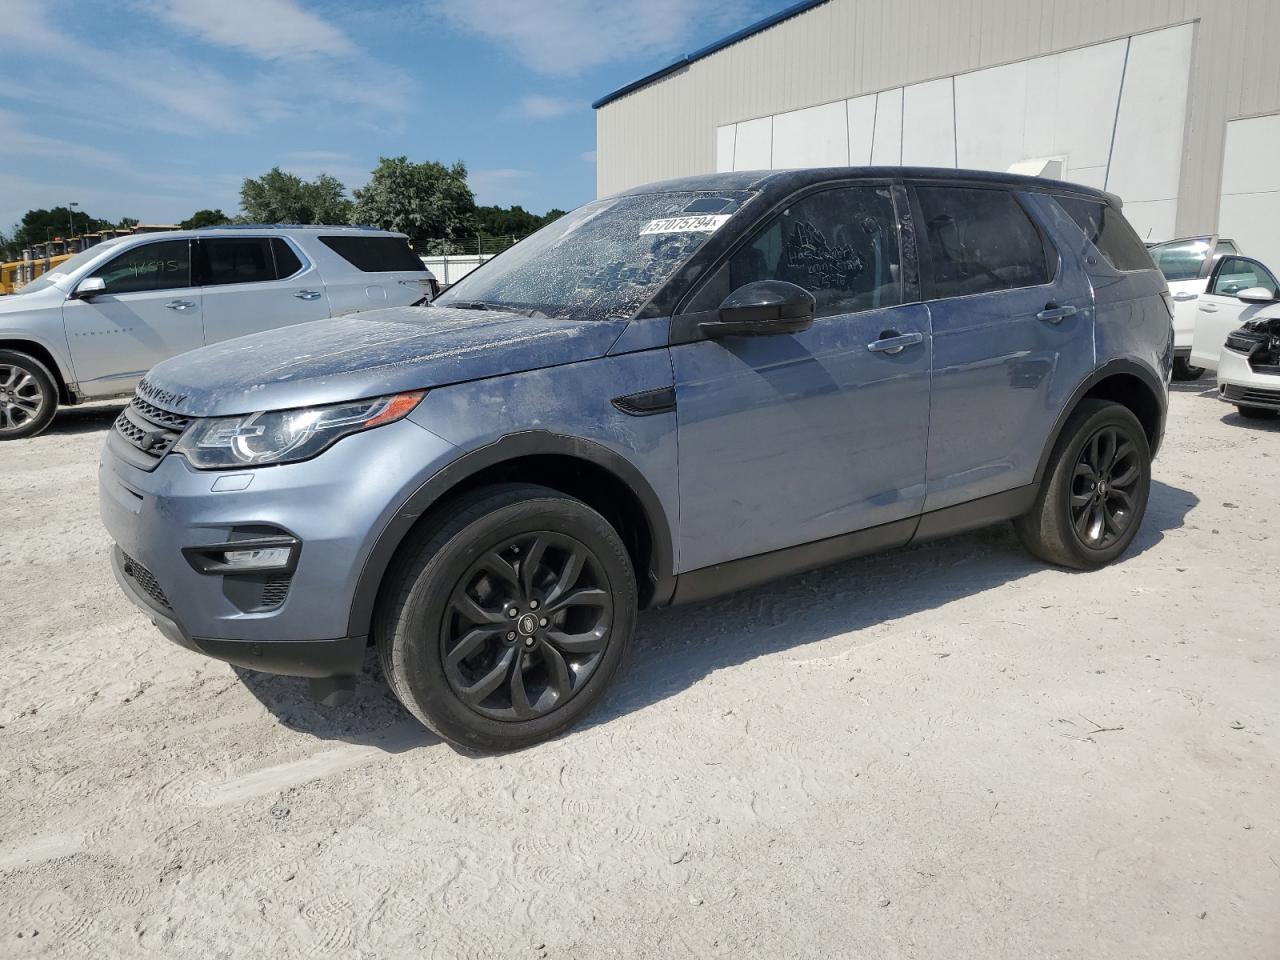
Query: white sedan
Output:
[[1147, 235, 1240, 380], [1188, 254, 1280, 420]]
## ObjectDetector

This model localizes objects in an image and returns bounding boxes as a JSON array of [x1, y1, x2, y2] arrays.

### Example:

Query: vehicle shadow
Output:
[[44, 401, 126, 436], [585, 477, 1196, 734], [1168, 379, 1216, 398], [235, 478, 1196, 752], [1220, 409, 1280, 431]]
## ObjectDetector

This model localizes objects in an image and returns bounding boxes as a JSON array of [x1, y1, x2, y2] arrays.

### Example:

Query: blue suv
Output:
[[100, 168, 1172, 750]]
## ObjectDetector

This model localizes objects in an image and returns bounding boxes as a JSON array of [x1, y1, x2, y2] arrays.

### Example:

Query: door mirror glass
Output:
[[1236, 286, 1276, 304], [701, 280, 815, 338], [72, 276, 106, 299]]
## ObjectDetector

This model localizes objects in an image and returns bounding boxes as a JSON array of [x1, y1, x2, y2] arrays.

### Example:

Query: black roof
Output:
[[614, 166, 1119, 207]]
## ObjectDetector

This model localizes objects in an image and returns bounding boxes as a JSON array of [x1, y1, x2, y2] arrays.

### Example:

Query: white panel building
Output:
[[595, 0, 1280, 265]]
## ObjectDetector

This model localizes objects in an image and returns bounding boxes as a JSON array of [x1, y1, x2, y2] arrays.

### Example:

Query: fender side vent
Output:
[[612, 386, 676, 417]]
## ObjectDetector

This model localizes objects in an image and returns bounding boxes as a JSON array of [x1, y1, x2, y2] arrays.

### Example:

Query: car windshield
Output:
[[435, 191, 752, 321], [1147, 236, 1212, 283], [13, 241, 127, 295]]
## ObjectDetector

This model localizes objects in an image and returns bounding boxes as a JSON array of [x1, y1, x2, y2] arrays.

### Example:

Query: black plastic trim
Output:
[[347, 431, 677, 637], [671, 517, 918, 606], [1033, 358, 1168, 481], [911, 485, 1037, 542], [183, 536, 300, 575], [612, 387, 676, 417]]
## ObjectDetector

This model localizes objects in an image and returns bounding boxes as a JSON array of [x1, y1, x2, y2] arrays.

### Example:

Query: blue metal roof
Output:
[[592, 0, 831, 110]]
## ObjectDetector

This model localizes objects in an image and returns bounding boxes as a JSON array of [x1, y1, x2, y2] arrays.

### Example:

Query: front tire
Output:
[[376, 484, 636, 751], [0, 350, 58, 440], [1236, 405, 1279, 420], [1172, 357, 1205, 381], [1014, 400, 1152, 570]]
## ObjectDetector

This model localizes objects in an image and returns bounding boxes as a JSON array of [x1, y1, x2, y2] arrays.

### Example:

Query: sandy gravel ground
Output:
[[0, 382, 1276, 959]]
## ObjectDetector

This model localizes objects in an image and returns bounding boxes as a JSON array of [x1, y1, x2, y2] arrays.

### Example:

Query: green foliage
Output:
[[351, 156, 476, 246], [11, 207, 113, 249], [180, 208, 232, 230], [117, 217, 139, 230], [474, 204, 565, 241], [240, 167, 353, 225]]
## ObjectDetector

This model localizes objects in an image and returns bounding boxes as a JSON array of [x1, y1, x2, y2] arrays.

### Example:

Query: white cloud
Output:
[[580, 150, 597, 163], [470, 168, 534, 206], [143, 0, 356, 60], [509, 95, 581, 120], [507, 94, 581, 121], [430, 0, 764, 75]]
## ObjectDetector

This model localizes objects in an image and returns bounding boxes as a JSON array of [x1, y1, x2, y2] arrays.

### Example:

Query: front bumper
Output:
[[1217, 347, 1280, 410], [111, 545, 368, 676], [99, 416, 459, 678]]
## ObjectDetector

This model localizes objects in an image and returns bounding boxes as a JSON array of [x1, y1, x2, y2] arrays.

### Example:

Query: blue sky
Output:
[[0, 0, 772, 233]]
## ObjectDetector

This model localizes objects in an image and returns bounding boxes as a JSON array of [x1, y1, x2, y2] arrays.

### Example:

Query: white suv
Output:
[[1146, 235, 1239, 380], [0, 226, 436, 439]]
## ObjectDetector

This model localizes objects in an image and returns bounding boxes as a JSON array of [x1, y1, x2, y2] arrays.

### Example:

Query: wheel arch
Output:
[[348, 431, 676, 639], [0, 337, 73, 404], [1034, 360, 1167, 484]]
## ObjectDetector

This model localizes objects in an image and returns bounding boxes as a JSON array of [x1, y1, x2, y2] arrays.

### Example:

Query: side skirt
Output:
[[668, 484, 1038, 607]]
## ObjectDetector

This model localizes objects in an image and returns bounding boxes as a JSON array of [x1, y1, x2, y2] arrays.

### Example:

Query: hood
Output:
[[140, 305, 628, 417]]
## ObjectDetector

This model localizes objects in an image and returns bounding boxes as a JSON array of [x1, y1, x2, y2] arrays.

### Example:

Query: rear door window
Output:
[[319, 235, 425, 272], [1209, 256, 1279, 297], [725, 184, 902, 318], [87, 240, 191, 294], [201, 238, 276, 286], [913, 186, 1051, 299], [1055, 196, 1155, 272], [271, 238, 303, 277]]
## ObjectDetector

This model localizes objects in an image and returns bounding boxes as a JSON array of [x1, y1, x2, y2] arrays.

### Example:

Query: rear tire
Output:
[[0, 349, 58, 440], [1236, 405, 1279, 420], [1172, 357, 1205, 381], [376, 483, 636, 751], [1014, 400, 1151, 570]]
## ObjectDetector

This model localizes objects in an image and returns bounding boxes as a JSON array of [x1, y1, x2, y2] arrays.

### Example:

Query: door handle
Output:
[[295, 289, 322, 301], [165, 299, 196, 311], [1036, 303, 1078, 324], [1171, 291, 1198, 302], [867, 330, 923, 355], [1200, 304, 1218, 313]]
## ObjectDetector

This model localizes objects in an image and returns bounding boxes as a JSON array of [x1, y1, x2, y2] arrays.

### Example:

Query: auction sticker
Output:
[[640, 214, 732, 235]]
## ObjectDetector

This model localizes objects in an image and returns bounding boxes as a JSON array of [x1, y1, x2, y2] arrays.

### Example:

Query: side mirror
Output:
[[700, 280, 815, 338], [72, 276, 106, 300], [1236, 286, 1276, 305]]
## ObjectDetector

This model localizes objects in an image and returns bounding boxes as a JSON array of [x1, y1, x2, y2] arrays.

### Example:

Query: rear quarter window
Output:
[[1055, 196, 1155, 273], [319, 235, 425, 272]]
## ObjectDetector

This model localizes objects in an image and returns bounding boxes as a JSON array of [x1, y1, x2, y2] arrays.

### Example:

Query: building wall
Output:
[[596, 0, 1280, 244]]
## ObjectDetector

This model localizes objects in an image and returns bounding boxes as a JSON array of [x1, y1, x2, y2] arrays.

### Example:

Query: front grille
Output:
[[121, 551, 171, 609], [112, 395, 193, 468], [1222, 384, 1280, 408]]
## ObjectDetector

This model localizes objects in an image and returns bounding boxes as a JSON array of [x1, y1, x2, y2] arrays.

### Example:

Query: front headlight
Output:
[[173, 390, 426, 469]]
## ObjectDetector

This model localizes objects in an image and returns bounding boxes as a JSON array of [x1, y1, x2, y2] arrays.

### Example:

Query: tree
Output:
[[180, 208, 232, 229], [472, 204, 565, 242], [351, 156, 476, 247], [117, 217, 139, 231], [11, 207, 113, 249], [240, 167, 352, 224]]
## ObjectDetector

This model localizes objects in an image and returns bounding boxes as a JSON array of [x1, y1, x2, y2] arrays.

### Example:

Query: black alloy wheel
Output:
[[1068, 424, 1143, 550], [442, 531, 613, 721], [376, 483, 636, 751]]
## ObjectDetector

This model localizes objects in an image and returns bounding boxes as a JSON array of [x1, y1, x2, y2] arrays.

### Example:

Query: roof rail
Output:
[[194, 223, 388, 231]]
